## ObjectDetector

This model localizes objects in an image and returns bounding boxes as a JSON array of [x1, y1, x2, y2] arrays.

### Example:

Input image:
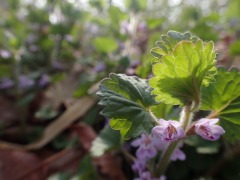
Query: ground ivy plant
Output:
[[91, 31, 240, 179]]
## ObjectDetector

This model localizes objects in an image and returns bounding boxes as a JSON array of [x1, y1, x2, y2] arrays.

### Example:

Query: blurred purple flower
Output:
[[126, 68, 135, 75], [18, 75, 34, 89], [29, 45, 39, 52], [93, 61, 106, 72], [132, 134, 157, 159], [151, 134, 168, 150], [38, 74, 50, 87], [195, 118, 225, 141], [132, 159, 147, 174], [51, 60, 66, 70], [120, 21, 130, 35], [130, 60, 140, 68], [171, 148, 186, 161], [27, 34, 38, 44], [0, 49, 11, 58], [137, 22, 147, 31], [85, 23, 98, 34], [152, 119, 185, 142], [135, 171, 166, 180], [64, 35, 74, 42], [135, 171, 151, 180], [0, 78, 14, 89]]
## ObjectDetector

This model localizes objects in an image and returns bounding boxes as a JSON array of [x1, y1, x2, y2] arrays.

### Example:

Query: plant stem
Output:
[[155, 141, 179, 177], [180, 106, 193, 131], [149, 110, 160, 124], [155, 106, 194, 177]]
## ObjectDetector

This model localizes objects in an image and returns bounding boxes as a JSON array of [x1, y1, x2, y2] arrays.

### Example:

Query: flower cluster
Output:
[[131, 118, 225, 179], [131, 133, 185, 180], [152, 118, 225, 142]]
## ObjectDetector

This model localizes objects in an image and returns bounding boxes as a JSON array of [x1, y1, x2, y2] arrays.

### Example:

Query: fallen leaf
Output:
[[0, 149, 43, 180]]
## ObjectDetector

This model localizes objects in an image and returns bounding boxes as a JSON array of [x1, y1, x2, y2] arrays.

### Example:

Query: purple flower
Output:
[[0, 78, 14, 89], [93, 61, 106, 72], [18, 75, 34, 89], [132, 159, 147, 174], [51, 61, 66, 70], [134, 171, 166, 180], [137, 22, 147, 31], [194, 118, 225, 141], [38, 74, 50, 87], [0, 49, 11, 58], [135, 171, 151, 180], [120, 21, 130, 34], [152, 119, 185, 142], [132, 134, 157, 159], [171, 148, 186, 161], [151, 134, 168, 150]]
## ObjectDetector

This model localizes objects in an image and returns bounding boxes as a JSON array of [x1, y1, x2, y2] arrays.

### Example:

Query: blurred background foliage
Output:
[[0, 0, 240, 179]]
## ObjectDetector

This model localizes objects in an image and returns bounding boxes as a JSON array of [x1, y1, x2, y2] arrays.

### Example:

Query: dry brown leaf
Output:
[[0, 96, 18, 127], [70, 123, 97, 151], [0, 149, 43, 180], [94, 153, 127, 180], [0, 96, 97, 150]]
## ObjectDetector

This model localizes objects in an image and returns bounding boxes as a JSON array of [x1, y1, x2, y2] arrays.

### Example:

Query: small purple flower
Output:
[[152, 119, 185, 142], [0, 78, 14, 89], [93, 61, 106, 72], [135, 171, 166, 180], [135, 171, 151, 180], [132, 134, 157, 159], [38, 74, 50, 87], [151, 133, 168, 150], [194, 118, 225, 141], [0, 49, 11, 58], [51, 60, 66, 70], [18, 75, 34, 89], [137, 22, 148, 31], [120, 21, 130, 34], [132, 159, 147, 174], [171, 148, 186, 161]]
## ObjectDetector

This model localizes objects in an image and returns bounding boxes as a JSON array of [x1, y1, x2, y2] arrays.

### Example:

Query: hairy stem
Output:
[[155, 106, 194, 177], [180, 106, 193, 131]]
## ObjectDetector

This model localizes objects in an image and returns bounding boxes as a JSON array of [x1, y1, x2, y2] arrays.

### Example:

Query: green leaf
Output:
[[150, 31, 198, 59], [201, 68, 240, 141], [35, 105, 58, 120], [90, 126, 121, 157], [97, 73, 157, 139], [220, 120, 240, 143], [77, 154, 97, 180], [150, 103, 173, 119], [230, 40, 240, 56], [150, 39, 216, 106], [93, 37, 118, 53], [185, 136, 220, 154], [146, 18, 164, 30], [108, 6, 127, 25], [201, 68, 240, 123]]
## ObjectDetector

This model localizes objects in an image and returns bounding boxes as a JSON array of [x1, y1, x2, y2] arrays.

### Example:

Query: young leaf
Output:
[[97, 73, 157, 139], [91, 126, 121, 157], [151, 30, 198, 59], [150, 40, 216, 106]]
